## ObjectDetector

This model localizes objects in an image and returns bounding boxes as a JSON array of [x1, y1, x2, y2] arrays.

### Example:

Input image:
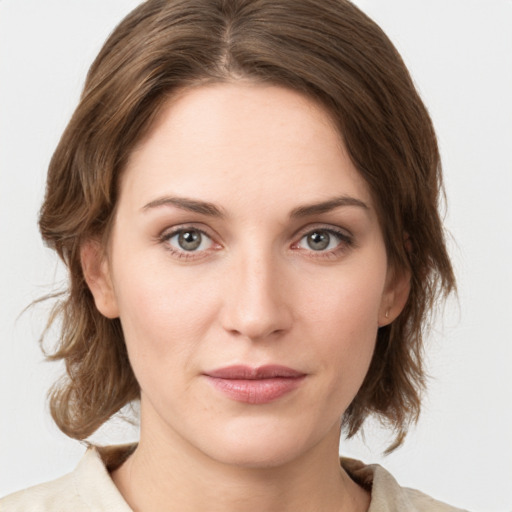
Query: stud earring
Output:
[[385, 310, 390, 319]]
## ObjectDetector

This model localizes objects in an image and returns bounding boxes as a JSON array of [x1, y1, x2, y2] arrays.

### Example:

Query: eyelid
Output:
[[290, 224, 355, 256], [156, 222, 355, 261], [159, 222, 219, 241], [158, 223, 222, 260], [292, 223, 353, 242]]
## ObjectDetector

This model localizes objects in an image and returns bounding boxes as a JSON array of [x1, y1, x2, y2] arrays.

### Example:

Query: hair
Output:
[[39, 0, 455, 450]]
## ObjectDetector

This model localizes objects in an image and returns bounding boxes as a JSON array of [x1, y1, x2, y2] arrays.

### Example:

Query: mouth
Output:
[[203, 365, 306, 404]]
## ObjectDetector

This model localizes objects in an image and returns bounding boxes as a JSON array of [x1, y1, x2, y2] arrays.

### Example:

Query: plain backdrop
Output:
[[1, 1, 511, 510]]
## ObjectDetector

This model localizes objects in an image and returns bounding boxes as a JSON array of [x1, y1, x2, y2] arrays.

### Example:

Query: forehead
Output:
[[120, 82, 373, 214]]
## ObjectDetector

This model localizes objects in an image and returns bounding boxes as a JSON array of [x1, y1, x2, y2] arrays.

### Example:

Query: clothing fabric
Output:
[[1, 445, 468, 511]]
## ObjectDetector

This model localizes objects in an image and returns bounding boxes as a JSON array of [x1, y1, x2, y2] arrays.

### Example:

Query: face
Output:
[[83, 83, 407, 468]]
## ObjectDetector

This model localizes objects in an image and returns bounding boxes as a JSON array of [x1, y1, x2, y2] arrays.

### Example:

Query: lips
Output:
[[204, 365, 306, 404]]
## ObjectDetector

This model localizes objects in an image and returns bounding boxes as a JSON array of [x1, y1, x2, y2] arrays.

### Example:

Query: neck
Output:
[[111, 423, 369, 512], [112, 436, 369, 512]]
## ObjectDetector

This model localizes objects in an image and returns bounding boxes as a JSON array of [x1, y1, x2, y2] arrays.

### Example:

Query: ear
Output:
[[80, 239, 119, 319], [378, 266, 411, 327]]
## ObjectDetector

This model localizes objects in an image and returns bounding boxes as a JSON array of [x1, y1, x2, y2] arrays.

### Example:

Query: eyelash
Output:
[[158, 225, 354, 261], [159, 225, 218, 261], [292, 227, 354, 260]]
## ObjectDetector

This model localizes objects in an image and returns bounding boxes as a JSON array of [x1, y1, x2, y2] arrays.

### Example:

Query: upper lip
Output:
[[204, 365, 305, 380]]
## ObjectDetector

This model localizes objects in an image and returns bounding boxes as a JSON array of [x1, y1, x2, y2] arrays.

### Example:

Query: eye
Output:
[[164, 228, 214, 253], [295, 228, 352, 253]]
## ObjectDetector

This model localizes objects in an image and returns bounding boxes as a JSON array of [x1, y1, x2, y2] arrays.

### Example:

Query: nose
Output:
[[219, 249, 293, 341]]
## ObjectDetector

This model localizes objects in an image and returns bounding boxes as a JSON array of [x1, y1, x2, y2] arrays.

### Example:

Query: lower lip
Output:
[[205, 376, 305, 404]]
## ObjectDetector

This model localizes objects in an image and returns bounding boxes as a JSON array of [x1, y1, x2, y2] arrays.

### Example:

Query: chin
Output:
[[208, 438, 304, 469], [195, 417, 332, 470]]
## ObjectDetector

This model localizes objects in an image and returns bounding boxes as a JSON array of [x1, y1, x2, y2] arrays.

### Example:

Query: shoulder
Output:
[[341, 457, 469, 512], [0, 470, 84, 512], [402, 487, 470, 512], [0, 446, 134, 512]]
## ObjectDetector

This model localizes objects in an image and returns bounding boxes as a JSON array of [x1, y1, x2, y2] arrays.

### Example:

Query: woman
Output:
[[1, 0, 464, 510]]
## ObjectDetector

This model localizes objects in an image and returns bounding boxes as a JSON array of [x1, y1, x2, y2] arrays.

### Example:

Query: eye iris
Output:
[[178, 230, 201, 251], [307, 231, 330, 251]]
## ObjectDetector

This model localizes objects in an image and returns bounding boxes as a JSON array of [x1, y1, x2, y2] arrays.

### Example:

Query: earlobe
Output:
[[378, 267, 411, 327], [80, 240, 119, 319]]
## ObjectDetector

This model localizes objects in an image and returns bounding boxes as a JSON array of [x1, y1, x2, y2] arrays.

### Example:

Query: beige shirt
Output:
[[1, 446, 468, 511]]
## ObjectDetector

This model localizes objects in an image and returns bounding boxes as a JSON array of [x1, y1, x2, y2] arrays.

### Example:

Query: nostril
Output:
[[221, 306, 292, 341], [218, 259, 294, 340]]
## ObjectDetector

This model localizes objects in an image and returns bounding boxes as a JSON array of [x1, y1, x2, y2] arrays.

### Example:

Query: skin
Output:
[[82, 83, 409, 512]]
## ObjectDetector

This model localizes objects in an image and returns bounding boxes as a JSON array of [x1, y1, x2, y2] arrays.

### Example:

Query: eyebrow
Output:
[[289, 196, 369, 218], [142, 194, 368, 218], [142, 196, 225, 218]]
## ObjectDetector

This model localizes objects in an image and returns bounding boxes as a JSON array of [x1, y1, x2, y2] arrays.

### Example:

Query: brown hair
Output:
[[39, 0, 455, 449]]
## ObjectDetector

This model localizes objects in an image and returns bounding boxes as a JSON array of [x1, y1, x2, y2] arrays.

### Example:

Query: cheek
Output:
[[298, 258, 387, 384], [111, 258, 220, 371], [301, 257, 386, 334]]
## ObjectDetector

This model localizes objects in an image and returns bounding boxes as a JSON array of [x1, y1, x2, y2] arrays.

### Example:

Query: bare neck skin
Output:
[[111, 407, 370, 512]]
